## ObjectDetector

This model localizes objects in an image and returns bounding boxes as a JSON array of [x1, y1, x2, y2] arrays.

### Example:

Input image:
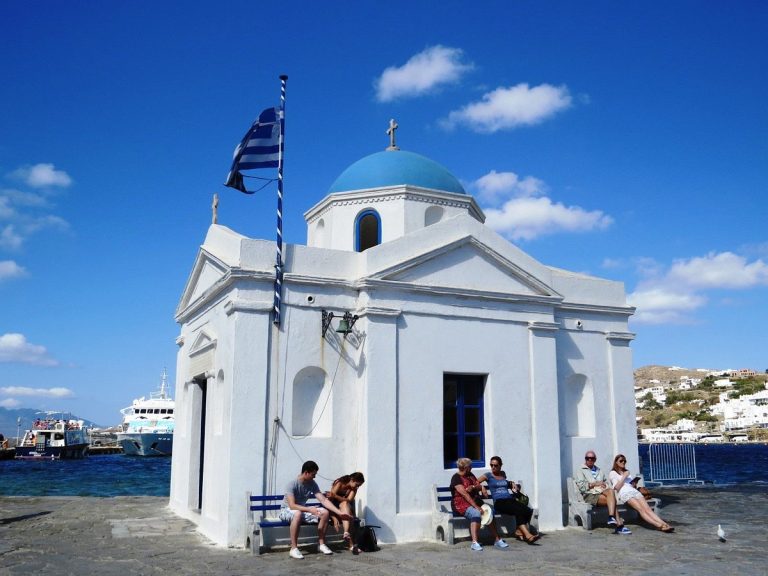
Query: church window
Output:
[[443, 374, 486, 467], [355, 209, 381, 252]]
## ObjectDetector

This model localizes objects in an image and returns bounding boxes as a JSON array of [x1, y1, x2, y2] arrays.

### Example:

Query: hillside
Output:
[[634, 365, 768, 434], [0, 407, 101, 441], [635, 365, 712, 388]]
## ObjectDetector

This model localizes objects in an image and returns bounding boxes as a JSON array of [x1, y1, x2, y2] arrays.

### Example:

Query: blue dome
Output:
[[328, 150, 465, 195]]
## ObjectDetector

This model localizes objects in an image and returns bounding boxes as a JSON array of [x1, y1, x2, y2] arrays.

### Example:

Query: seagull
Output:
[[717, 524, 726, 543]]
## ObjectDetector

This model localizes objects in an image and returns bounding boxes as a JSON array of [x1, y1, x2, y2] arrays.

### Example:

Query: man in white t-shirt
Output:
[[279, 460, 352, 559]]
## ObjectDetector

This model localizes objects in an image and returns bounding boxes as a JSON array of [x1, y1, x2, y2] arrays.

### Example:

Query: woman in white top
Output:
[[610, 454, 674, 533]]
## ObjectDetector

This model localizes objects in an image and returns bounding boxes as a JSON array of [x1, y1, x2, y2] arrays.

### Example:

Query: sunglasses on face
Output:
[[585, 456, 596, 461]]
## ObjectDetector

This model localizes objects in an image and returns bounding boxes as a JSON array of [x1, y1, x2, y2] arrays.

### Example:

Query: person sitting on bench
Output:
[[574, 450, 629, 534], [326, 471, 365, 553], [610, 454, 673, 533], [279, 460, 352, 559]]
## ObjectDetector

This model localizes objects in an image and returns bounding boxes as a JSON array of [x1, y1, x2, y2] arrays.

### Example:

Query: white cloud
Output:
[[628, 287, 706, 324], [0, 225, 23, 250], [23, 214, 69, 235], [472, 170, 546, 204], [667, 251, 768, 289], [375, 45, 473, 102], [601, 258, 624, 270], [0, 333, 59, 366], [470, 169, 612, 241], [0, 196, 15, 219], [0, 171, 70, 249], [0, 260, 26, 281], [628, 251, 768, 325], [442, 83, 572, 133], [0, 398, 20, 408], [483, 196, 612, 241], [10, 163, 72, 188], [1, 188, 51, 209], [0, 386, 74, 398]]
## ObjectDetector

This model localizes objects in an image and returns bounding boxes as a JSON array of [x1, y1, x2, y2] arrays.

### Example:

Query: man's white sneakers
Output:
[[318, 543, 334, 555], [289, 548, 304, 559]]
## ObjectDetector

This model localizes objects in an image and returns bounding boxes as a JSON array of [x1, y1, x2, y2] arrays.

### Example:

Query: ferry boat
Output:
[[116, 370, 174, 456], [15, 415, 89, 460]]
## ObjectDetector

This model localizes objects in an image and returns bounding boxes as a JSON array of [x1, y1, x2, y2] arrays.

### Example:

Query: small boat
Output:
[[116, 369, 174, 456], [15, 415, 89, 460]]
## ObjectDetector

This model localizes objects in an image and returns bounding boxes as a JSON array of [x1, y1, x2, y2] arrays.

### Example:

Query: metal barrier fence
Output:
[[647, 443, 699, 483]]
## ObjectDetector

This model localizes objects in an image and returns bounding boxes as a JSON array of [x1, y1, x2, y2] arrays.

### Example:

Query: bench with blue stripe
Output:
[[245, 492, 348, 554], [431, 484, 526, 545]]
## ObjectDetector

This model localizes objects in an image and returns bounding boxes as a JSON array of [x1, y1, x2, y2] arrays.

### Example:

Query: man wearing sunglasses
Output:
[[574, 451, 629, 534]]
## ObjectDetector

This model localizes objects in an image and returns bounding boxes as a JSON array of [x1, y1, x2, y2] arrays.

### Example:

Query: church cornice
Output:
[[175, 266, 274, 324], [304, 185, 485, 223], [606, 331, 636, 342], [557, 302, 636, 317], [355, 278, 563, 307]]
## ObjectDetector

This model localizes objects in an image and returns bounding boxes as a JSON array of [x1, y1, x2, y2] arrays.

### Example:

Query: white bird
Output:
[[717, 524, 726, 542]]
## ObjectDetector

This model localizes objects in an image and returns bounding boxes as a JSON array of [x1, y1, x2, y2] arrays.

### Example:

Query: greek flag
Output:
[[225, 107, 281, 193]]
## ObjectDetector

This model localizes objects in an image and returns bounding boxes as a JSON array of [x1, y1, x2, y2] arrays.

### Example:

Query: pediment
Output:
[[377, 238, 557, 297], [177, 249, 230, 314], [189, 329, 216, 355]]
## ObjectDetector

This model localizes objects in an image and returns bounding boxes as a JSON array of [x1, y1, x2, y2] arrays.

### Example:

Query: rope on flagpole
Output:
[[273, 75, 287, 326]]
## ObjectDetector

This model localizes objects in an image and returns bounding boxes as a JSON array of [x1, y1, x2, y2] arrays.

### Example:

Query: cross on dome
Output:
[[386, 118, 400, 151]]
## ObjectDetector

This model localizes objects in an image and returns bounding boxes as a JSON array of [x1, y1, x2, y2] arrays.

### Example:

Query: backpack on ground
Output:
[[358, 525, 379, 552]]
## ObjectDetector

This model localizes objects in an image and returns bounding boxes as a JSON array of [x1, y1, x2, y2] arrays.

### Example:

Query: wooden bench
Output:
[[431, 484, 521, 544], [245, 492, 349, 555], [567, 477, 661, 530]]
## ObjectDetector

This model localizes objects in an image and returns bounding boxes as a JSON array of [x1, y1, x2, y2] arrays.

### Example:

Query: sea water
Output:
[[639, 443, 768, 485], [0, 454, 171, 496], [1, 444, 766, 496]]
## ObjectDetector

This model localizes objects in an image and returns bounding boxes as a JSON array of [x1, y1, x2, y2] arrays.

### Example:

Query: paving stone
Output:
[[0, 485, 765, 575]]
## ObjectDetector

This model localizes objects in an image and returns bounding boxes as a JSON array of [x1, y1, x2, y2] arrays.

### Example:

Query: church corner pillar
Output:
[[605, 332, 637, 468], [357, 305, 400, 542], [527, 321, 562, 530]]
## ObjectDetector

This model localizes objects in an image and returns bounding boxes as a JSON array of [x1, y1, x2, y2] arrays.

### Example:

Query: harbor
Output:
[[1, 484, 765, 575]]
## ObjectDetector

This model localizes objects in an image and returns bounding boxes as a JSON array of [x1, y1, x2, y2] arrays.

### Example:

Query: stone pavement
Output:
[[1, 485, 765, 576]]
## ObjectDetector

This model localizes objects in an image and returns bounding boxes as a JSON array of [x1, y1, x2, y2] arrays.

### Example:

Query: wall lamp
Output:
[[322, 310, 359, 337]]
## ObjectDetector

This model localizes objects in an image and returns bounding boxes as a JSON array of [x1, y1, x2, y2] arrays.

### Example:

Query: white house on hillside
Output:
[[168, 138, 637, 547]]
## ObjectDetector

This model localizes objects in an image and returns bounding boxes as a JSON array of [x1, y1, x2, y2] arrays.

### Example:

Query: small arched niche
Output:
[[425, 205, 444, 227], [563, 374, 595, 437], [292, 366, 332, 437], [315, 218, 326, 248]]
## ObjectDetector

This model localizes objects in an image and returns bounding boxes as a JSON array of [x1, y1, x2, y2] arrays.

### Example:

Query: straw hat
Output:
[[480, 504, 493, 526]]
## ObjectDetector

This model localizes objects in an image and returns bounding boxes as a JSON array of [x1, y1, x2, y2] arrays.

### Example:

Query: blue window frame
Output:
[[443, 374, 486, 468], [354, 209, 381, 252]]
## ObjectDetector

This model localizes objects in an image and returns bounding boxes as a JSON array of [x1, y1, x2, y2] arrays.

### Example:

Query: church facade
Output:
[[169, 140, 637, 547]]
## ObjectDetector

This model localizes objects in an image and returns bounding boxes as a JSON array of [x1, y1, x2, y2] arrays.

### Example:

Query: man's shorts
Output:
[[279, 508, 320, 524], [584, 492, 601, 505]]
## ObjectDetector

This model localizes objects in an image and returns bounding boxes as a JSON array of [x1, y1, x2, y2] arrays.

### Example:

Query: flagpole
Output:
[[273, 75, 287, 326]]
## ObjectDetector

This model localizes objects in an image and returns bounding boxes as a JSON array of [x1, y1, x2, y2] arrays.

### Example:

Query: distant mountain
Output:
[[0, 407, 102, 440]]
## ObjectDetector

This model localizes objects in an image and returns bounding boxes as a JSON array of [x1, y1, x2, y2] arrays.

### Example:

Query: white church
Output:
[[168, 128, 638, 547]]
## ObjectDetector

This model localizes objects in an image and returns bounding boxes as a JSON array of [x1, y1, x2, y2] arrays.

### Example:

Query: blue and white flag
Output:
[[225, 107, 281, 193]]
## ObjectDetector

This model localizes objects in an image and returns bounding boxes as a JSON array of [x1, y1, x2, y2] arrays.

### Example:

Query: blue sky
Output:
[[1, 1, 766, 426]]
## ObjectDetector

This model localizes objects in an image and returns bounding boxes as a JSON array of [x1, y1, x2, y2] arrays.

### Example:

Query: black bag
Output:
[[358, 525, 379, 552], [513, 491, 529, 507]]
